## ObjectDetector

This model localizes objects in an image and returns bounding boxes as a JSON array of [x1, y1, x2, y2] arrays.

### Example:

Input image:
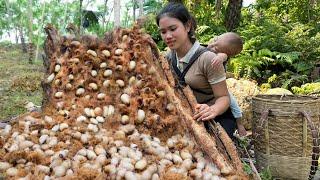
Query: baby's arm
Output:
[[211, 53, 228, 70]]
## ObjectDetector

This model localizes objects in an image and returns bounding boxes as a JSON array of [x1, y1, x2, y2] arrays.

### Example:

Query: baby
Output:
[[208, 32, 247, 137]]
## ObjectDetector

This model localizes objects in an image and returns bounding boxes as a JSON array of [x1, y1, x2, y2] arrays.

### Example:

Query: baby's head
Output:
[[209, 32, 243, 57]]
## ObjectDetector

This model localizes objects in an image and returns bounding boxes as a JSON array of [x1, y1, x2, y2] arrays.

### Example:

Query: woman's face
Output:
[[158, 16, 190, 50]]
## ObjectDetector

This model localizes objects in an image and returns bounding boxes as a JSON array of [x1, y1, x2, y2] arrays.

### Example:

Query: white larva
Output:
[[104, 164, 116, 174], [2, 124, 12, 136], [88, 124, 99, 133], [59, 123, 69, 131], [61, 159, 71, 169], [37, 165, 50, 174], [97, 93, 106, 100], [128, 76, 136, 85], [152, 174, 160, 180], [94, 145, 106, 155], [72, 131, 82, 139], [116, 79, 125, 87], [39, 134, 49, 144], [45, 149, 55, 156], [125, 171, 137, 180], [115, 49, 123, 55], [84, 108, 92, 117], [136, 109, 145, 123], [77, 148, 87, 156], [47, 73, 55, 83], [102, 50, 111, 57], [68, 74, 74, 80], [55, 92, 63, 98], [0, 162, 11, 171], [156, 90, 166, 97], [54, 79, 61, 85], [69, 57, 80, 63], [96, 116, 105, 123], [53, 165, 66, 177], [51, 124, 60, 132], [103, 80, 111, 87], [166, 103, 175, 111], [122, 35, 128, 41], [87, 49, 97, 57], [100, 62, 107, 68], [180, 150, 192, 160], [172, 154, 183, 164], [76, 115, 87, 122], [103, 105, 115, 117], [116, 65, 123, 71], [120, 94, 130, 104], [66, 169, 74, 176], [65, 83, 72, 90], [121, 115, 130, 124], [85, 95, 91, 100], [135, 159, 147, 170], [87, 150, 97, 160], [103, 69, 112, 77], [89, 83, 98, 90], [6, 167, 18, 176], [54, 64, 61, 72], [71, 41, 80, 46], [76, 88, 85, 96], [129, 61, 136, 70], [91, 70, 98, 77], [48, 137, 58, 147], [90, 118, 99, 125], [80, 134, 89, 144], [181, 159, 193, 170]]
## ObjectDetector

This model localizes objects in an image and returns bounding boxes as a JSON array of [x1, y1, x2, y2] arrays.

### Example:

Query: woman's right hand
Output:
[[193, 104, 219, 122]]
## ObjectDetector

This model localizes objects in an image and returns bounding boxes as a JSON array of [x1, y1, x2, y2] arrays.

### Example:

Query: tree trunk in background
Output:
[[114, 0, 121, 27], [138, 0, 143, 17], [35, 2, 46, 63], [102, 0, 108, 30], [15, 28, 19, 44], [215, 0, 222, 19], [19, 26, 27, 53], [27, 0, 34, 64], [224, 0, 243, 32], [79, 0, 83, 34], [133, 0, 136, 22]]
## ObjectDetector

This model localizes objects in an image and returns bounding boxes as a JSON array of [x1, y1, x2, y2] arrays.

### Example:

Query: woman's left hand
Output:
[[193, 104, 218, 121]]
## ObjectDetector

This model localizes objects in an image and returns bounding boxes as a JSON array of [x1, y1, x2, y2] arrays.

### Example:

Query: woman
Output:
[[156, 2, 236, 137]]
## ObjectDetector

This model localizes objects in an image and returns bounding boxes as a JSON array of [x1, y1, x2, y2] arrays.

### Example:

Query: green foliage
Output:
[[292, 82, 320, 95], [260, 167, 272, 180]]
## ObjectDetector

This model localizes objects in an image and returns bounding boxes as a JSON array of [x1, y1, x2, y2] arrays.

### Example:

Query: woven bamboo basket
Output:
[[252, 95, 320, 180]]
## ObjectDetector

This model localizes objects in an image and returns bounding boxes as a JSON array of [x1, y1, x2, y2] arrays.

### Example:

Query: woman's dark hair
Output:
[[156, 2, 197, 43]]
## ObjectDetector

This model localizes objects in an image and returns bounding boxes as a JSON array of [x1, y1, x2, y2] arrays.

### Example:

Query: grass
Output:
[[0, 44, 44, 121]]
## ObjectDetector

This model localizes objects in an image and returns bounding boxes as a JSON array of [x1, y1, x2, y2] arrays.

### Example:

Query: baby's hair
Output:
[[221, 32, 243, 56]]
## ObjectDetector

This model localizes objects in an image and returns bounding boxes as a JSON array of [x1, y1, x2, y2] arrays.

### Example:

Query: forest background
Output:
[[0, 0, 319, 120], [0, 0, 319, 178]]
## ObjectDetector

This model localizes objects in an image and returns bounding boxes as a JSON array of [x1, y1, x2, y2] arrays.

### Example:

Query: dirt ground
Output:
[[0, 44, 43, 121]]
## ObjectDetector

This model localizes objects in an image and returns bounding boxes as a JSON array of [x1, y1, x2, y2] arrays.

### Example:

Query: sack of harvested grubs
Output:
[[0, 25, 247, 179]]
